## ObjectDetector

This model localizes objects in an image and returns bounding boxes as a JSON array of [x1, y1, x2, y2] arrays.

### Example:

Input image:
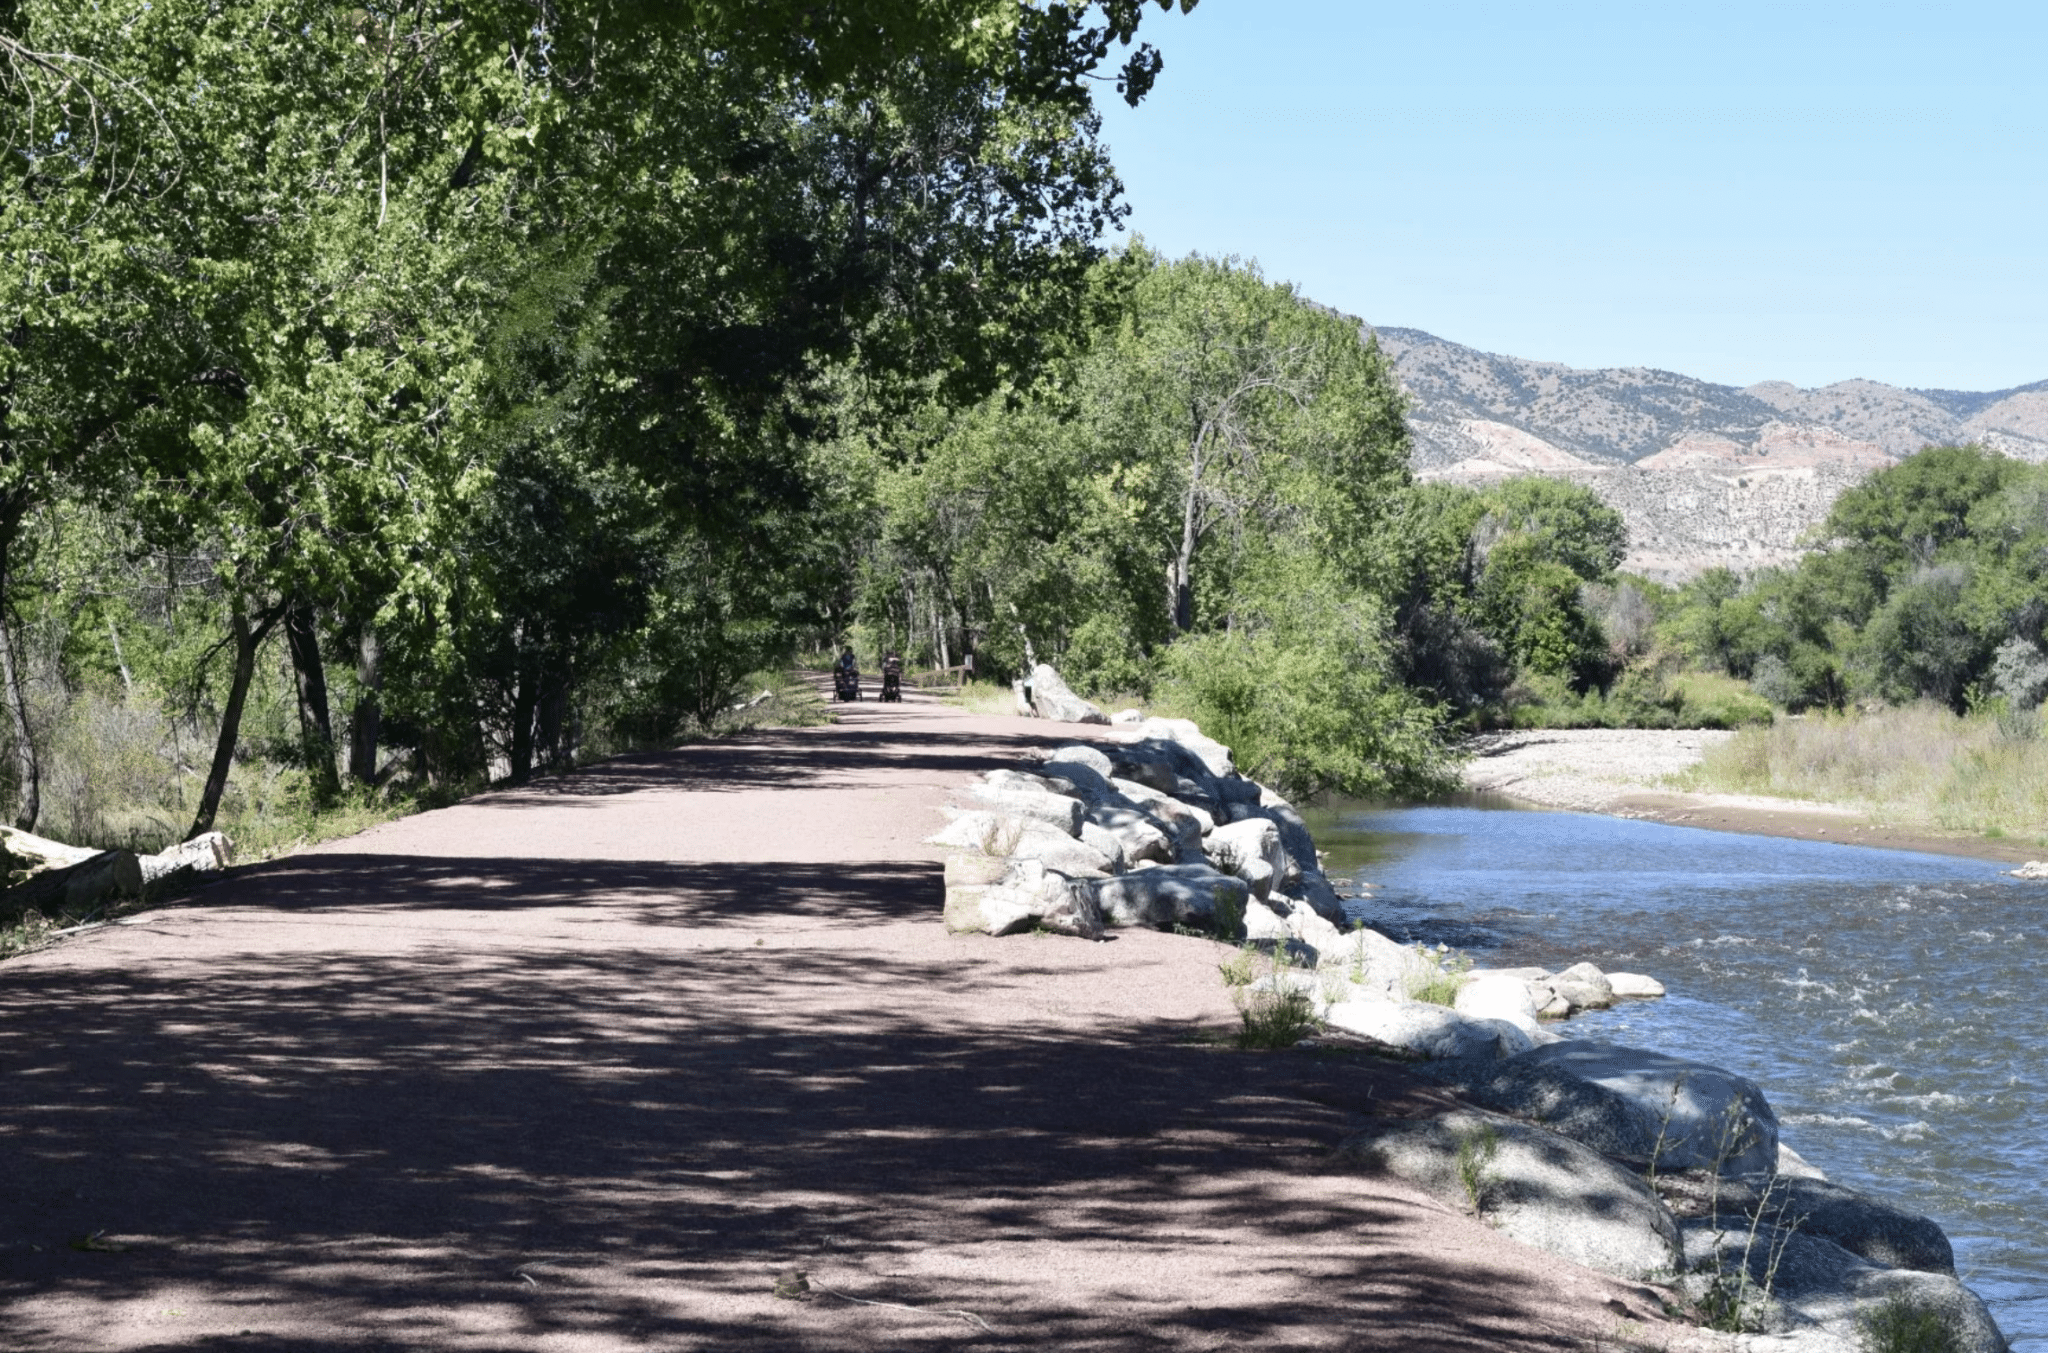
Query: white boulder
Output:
[[1454, 972, 1544, 1036], [962, 783, 1084, 836], [1077, 821, 1127, 872], [1517, 1040, 1780, 1177], [1108, 778, 1207, 860], [1324, 997, 1528, 1060], [1089, 863, 1249, 930], [1205, 817, 1283, 900], [942, 855, 1103, 939], [1606, 971, 1666, 998], [1005, 821, 1114, 877], [1043, 744, 1115, 778], [1320, 925, 1437, 1001], [1133, 716, 1236, 778], [1084, 804, 1176, 866], [1337, 1108, 1682, 1280], [1028, 664, 1109, 724]]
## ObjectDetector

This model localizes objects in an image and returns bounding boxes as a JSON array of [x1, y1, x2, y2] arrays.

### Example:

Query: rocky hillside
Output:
[[1371, 325, 2048, 578]]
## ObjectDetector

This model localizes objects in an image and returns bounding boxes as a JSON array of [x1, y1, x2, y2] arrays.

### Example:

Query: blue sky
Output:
[[1092, 0, 2047, 392]]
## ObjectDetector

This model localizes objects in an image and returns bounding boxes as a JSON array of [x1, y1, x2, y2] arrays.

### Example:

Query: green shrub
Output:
[[1234, 985, 1318, 1049], [1407, 945, 1471, 1006], [1668, 672, 1775, 729], [1856, 1293, 1963, 1353]]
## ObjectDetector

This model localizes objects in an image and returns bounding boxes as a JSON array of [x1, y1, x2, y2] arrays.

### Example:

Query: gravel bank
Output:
[[1461, 727, 2035, 864], [1461, 729, 1737, 812]]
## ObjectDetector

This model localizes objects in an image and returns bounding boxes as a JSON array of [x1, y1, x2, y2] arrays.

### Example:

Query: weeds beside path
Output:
[[3, 690, 1707, 1352]]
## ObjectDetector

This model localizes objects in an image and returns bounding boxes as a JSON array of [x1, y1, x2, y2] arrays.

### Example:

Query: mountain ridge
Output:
[[1365, 325, 2048, 578]]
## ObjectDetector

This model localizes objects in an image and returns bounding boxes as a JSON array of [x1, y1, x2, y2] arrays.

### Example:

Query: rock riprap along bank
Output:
[[931, 665, 2011, 1353]]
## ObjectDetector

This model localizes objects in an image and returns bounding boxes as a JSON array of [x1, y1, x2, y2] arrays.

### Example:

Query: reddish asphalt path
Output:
[[1, 691, 1701, 1351]]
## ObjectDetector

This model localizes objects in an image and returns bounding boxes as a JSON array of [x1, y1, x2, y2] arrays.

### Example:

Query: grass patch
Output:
[[1680, 702, 2048, 839], [1454, 1123, 1502, 1214], [1235, 985, 1318, 1049], [1407, 944, 1472, 1006], [1856, 1292, 1964, 1353], [1224, 944, 1320, 1049], [944, 679, 1024, 717]]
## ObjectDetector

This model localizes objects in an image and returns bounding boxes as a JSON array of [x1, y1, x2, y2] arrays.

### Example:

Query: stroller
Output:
[[832, 665, 861, 702], [879, 652, 904, 702]]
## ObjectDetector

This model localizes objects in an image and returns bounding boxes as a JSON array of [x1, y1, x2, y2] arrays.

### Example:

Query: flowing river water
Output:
[[1306, 800, 2046, 1351]]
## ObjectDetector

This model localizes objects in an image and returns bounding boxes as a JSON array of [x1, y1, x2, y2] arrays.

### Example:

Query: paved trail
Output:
[[2, 692, 1697, 1351]]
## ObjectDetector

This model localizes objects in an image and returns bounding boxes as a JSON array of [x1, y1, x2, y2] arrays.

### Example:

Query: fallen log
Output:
[[2, 849, 143, 919], [0, 824, 103, 873], [1, 827, 235, 925], [140, 831, 233, 885]]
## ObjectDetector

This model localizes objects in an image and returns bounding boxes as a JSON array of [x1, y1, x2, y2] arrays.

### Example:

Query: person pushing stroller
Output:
[[832, 646, 860, 702]]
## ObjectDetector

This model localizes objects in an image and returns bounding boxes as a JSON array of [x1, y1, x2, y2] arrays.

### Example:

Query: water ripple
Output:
[[1315, 802, 2044, 1353]]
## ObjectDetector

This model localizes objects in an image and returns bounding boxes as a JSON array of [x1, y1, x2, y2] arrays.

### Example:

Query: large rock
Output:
[[1108, 778, 1208, 861], [942, 856, 1103, 939], [1083, 804, 1176, 866], [1518, 1041, 1779, 1177], [1272, 895, 1346, 963], [1679, 1221, 2005, 1353], [1005, 821, 1115, 877], [1088, 863, 1248, 930], [1043, 744, 1115, 779], [1133, 716, 1236, 779], [1536, 961, 1616, 1013], [1336, 1108, 1681, 1280], [962, 783, 1085, 836], [1108, 736, 1224, 814], [926, 810, 1030, 853], [1077, 821, 1128, 872], [1419, 1053, 1675, 1164], [1454, 972, 1544, 1036], [1205, 818, 1283, 900], [1607, 971, 1667, 998], [1254, 787, 1343, 922], [1239, 894, 1349, 967], [1687, 1175, 1955, 1275], [1324, 997, 1532, 1060], [1321, 925, 1437, 1001], [1028, 664, 1109, 725]]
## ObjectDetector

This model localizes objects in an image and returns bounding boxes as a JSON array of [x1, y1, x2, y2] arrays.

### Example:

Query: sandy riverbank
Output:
[[1462, 728, 2037, 865]]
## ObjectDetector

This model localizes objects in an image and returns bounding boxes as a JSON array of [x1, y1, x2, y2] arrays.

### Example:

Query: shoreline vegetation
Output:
[[1682, 705, 2048, 848]]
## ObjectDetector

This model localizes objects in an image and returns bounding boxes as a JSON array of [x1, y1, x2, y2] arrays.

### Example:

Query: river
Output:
[[1306, 799, 2045, 1351]]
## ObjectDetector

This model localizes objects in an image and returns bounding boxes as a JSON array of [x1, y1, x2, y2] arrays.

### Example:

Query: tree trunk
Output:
[[107, 618, 134, 695], [508, 656, 538, 784], [0, 602, 39, 832], [535, 667, 568, 773], [285, 597, 340, 802], [188, 600, 280, 840], [1170, 510, 1199, 632], [348, 627, 383, 786]]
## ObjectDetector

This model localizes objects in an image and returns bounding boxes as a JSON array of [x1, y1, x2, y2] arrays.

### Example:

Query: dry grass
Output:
[[942, 678, 1159, 722], [1680, 702, 2048, 841], [944, 679, 1025, 717]]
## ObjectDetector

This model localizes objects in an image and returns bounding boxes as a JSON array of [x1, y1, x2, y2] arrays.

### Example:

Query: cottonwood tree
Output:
[[1084, 253, 1408, 634], [2, 0, 1198, 834]]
